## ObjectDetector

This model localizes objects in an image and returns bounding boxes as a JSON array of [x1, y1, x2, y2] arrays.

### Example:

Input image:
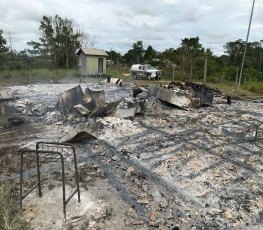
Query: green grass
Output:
[[207, 81, 263, 98], [0, 68, 78, 85], [0, 182, 29, 230], [207, 82, 237, 95], [106, 64, 130, 78], [242, 82, 263, 95]]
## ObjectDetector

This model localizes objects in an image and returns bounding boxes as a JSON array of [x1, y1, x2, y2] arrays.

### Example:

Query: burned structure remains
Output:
[[0, 80, 263, 229]]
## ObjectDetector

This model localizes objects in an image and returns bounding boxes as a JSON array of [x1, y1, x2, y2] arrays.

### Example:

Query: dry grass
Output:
[[0, 182, 29, 230]]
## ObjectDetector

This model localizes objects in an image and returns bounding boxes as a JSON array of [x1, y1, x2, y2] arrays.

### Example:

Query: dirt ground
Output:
[[0, 77, 263, 229]]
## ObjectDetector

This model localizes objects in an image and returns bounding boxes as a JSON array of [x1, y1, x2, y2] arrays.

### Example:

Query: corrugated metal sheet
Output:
[[77, 48, 108, 56]]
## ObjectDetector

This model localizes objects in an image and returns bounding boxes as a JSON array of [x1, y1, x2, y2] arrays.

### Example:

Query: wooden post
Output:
[[235, 67, 239, 92], [190, 60, 193, 81], [260, 53, 262, 72], [182, 55, 185, 77], [203, 58, 207, 84], [172, 64, 176, 82], [173, 66, 175, 82]]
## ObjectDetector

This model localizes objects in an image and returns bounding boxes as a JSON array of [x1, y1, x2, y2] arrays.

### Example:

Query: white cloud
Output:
[[0, 0, 261, 55]]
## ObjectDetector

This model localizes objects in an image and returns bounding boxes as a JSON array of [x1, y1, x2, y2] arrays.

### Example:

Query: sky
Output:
[[0, 0, 262, 56]]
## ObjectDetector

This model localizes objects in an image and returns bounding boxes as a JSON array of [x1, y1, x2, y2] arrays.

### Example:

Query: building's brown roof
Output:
[[77, 48, 108, 56]]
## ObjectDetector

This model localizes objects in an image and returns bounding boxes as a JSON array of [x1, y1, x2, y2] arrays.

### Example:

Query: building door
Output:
[[98, 58, 103, 74]]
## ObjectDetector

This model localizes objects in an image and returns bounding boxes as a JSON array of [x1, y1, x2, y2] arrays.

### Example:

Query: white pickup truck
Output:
[[130, 64, 161, 80]]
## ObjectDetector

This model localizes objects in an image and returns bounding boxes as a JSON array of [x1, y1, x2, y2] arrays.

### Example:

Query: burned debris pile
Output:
[[114, 81, 219, 120], [1, 81, 263, 229], [56, 85, 121, 119], [148, 81, 220, 109], [56, 85, 84, 116], [56, 85, 149, 121], [1, 81, 219, 129]]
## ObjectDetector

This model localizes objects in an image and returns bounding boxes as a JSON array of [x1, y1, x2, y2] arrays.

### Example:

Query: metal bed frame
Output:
[[20, 142, 80, 220]]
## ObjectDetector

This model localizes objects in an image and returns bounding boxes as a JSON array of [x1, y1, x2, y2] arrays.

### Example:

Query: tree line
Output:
[[121, 38, 263, 82], [1, 14, 263, 82]]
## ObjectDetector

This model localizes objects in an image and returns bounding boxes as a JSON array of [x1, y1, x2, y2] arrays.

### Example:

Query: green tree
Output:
[[106, 50, 122, 63], [178, 36, 205, 80], [0, 29, 8, 54], [26, 41, 42, 56], [160, 48, 177, 64], [205, 48, 213, 57], [132, 40, 144, 63], [29, 15, 81, 69], [53, 15, 80, 68], [39, 16, 54, 57], [223, 39, 263, 82], [223, 39, 244, 66], [144, 45, 157, 63], [245, 41, 263, 71], [123, 40, 144, 64], [0, 29, 9, 69], [158, 48, 178, 75]]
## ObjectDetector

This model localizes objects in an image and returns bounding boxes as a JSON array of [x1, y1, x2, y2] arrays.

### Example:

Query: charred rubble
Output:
[[0, 81, 263, 229]]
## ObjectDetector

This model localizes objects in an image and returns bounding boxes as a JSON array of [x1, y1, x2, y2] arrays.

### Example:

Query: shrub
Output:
[[249, 86, 256, 93]]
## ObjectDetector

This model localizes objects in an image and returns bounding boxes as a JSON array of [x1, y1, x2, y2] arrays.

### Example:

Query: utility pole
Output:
[[237, 0, 256, 94]]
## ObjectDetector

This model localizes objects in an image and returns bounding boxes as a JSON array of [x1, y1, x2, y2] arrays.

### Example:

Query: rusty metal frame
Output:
[[240, 117, 263, 147], [20, 142, 80, 220]]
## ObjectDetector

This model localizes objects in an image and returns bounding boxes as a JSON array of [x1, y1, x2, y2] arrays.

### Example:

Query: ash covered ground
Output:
[[0, 79, 263, 230]]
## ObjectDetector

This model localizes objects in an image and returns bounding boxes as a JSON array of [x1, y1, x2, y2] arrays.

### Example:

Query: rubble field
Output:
[[0, 79, 263, 230]]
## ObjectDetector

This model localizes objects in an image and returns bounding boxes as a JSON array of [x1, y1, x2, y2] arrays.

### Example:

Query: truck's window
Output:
[[139, 66, 142, 70], [147, 65, 156, 70]]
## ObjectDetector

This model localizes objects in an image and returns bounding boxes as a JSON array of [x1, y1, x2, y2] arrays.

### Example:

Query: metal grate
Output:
[[20, 142, 81, 220]]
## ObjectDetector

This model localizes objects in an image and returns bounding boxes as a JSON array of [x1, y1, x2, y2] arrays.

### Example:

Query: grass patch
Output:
[[0, 182, 29, 230], [206, 81, 263, 98], [242, 82, 263, 95], [0, 68, 78, 85], [106, 64, 130, 79]]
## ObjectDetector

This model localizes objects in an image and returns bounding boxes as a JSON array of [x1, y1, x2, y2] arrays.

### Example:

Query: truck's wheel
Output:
[[147, 73, 151, 80], [155, 73, 159, 80]]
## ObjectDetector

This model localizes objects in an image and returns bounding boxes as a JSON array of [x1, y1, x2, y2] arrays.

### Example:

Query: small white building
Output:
[[76, 48, 108, 76]]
